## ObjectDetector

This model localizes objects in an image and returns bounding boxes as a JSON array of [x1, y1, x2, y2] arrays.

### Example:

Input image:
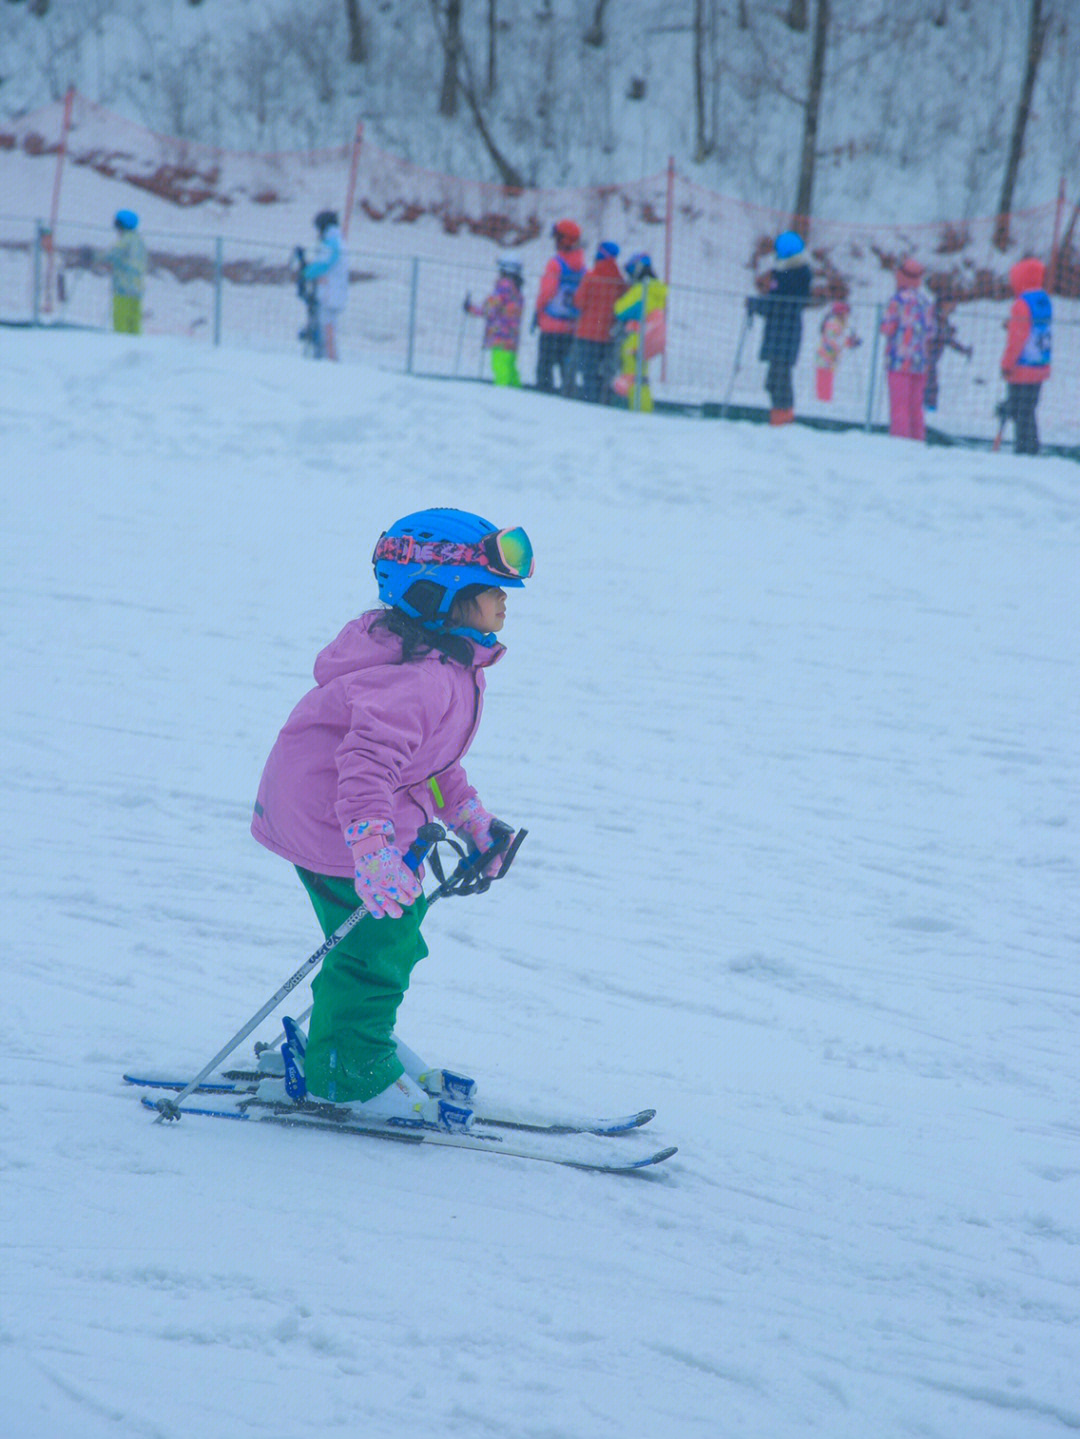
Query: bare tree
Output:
[[428, 0, 525, 185], [792, 0, 828, 227], [995, 0, 1052, 247], [784, 0, 808, 33], [438, 0, 462, 117], [343, 0, 367, 64]]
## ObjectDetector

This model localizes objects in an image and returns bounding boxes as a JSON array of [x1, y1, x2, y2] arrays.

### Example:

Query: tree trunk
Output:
[[438, 0, 462, 118], [792, 0, 828, 231], [994, 0, 1051, 249], [433, 0, 525, 186], [692, 0, 713, 161], [487, 0, 497, 93], [784, 0, 809, 32], [584, 0, 609, 48], [343, 0, 367, 64]]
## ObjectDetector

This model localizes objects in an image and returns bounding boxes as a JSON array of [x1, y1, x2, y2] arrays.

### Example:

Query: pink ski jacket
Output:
[[251, 611, 502, 877]]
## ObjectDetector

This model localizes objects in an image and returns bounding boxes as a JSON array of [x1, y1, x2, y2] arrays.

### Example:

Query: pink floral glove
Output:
[[346, 820, 422, 919], [450, 798, 512, 879]]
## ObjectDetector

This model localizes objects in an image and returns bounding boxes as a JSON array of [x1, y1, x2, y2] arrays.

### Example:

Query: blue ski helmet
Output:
[[114, 209, 139, 230], [625, 252, 653, 280], [774, 230, 804, 259], [372, 508, 533, 622]]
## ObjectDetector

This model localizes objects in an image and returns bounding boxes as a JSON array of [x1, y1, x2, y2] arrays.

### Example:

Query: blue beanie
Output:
[[774, 230, 804, 259], [114, 210, 139, 230], [596, 240, 620, 260]]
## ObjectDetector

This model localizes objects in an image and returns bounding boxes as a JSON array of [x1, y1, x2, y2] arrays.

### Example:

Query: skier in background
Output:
[[814, 299, 861, 402], [250, 509, 534, 1130], [924, 294, 972, 412], [302, 210, 348, 361], [746, 230, 813, 425], [880, 257, 936, 440], [567, 240, 626, 403], [83, 209, 148, 334], [998, 256, 1052, 455], [612, 253, 668, 412], [465, 256, 524, 386], [534, 219, 586, 394]]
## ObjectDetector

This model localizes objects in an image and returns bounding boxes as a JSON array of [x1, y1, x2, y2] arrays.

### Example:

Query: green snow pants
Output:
[[112, 294, 142, 334], [296, 867, 429, 1103], [490, 348, 522, 386]]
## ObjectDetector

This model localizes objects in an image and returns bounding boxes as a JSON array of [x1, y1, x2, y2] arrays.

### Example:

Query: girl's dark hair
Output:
[[372, 605, 474, 667]]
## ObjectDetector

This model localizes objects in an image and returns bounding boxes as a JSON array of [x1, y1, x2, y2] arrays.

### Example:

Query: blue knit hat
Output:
[[596, 241, 620, 260]]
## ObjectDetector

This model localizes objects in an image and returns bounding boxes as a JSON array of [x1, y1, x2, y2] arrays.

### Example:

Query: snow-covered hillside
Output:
[[0, 0, 1076, 221], [3, 328, 1078, 1438]]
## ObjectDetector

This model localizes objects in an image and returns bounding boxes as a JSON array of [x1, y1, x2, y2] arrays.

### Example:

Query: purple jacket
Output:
[[251, 611, 502, 877]]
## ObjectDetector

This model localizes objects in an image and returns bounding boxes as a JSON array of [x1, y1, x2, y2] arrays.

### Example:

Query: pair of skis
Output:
[[132, 827, 676, 1172], [125, 1072, 676, 1174]]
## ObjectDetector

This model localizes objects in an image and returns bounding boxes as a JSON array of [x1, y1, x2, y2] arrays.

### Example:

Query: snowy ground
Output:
[[2, 329, 1079, 1439]]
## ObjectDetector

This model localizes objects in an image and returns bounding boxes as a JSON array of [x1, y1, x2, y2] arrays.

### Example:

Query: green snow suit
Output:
[[296, 867, 428, 1103]]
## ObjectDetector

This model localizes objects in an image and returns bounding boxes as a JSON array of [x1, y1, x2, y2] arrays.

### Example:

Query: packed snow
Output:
[[2, 328, 1079, 1439]]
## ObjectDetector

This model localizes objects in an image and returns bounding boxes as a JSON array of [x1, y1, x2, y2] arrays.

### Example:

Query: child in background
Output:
[[814, 300, 861, 401], [465, 257, 524, 386], [250, 509, 534, 1130], [746, 230, 813, 425], [567, 241, 626, 403], [302, 210, 349, 361], [612, 253, 668, 412], [880, 258, 936, 440], [85, 210, 148, 334], [924, 295, 972, 411]]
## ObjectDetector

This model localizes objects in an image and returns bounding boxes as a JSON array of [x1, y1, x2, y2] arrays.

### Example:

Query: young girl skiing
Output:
[[465, 257, 524, 386], [250, 509, 534, 1130]]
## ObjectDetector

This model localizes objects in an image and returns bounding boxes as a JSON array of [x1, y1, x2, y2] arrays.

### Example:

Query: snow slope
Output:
[[2, 329, 1079, 1439]]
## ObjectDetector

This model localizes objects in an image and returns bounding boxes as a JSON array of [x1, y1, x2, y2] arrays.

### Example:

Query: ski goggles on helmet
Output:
[[373, 526, 534, 582]]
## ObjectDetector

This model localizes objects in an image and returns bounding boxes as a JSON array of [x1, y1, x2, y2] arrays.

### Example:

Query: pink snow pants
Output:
[[887, 370, 927, 440]]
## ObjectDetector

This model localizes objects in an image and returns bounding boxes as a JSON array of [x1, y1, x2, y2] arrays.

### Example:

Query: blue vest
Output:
[[544, 257, 582, 321], [1018, 289, 1052, 367]]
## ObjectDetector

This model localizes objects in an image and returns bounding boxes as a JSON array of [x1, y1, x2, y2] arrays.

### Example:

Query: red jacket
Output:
[[573, 257, 626, 341], [1001, 256, 1051, 384], [535, 247, 586, 334]]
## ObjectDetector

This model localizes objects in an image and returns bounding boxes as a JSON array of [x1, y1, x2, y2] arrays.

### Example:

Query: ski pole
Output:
[[992, 382, 1010, 452], [721, 310, 751, 418], [455, 297, 469, 375], [152, 824, 445, 1121], [254, 824, 527, 1057]]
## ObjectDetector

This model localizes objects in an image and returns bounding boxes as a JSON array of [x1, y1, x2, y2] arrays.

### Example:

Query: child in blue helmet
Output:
[[746, 229, 812, 424], [95, 210, 148, 334], [251, 509, 533, 1130]]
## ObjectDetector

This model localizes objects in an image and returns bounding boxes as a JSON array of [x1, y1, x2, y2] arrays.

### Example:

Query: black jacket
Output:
[[748, 256, 812, 365]]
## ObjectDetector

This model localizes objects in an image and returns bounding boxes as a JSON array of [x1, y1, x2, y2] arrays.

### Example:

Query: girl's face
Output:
[[456, 586, 507, 633]]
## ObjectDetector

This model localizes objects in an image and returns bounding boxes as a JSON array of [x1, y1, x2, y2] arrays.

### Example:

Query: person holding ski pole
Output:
[[998, 255, 1052, 455], [534, 218, 586, 394], [464, 256, 525, 386], [746, 229, 812, 424], [250, 508, 534, 1130], [301, 209, 348, 360]]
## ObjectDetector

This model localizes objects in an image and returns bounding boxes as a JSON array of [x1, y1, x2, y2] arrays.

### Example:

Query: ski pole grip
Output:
[[404, 821, 446, 872]]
